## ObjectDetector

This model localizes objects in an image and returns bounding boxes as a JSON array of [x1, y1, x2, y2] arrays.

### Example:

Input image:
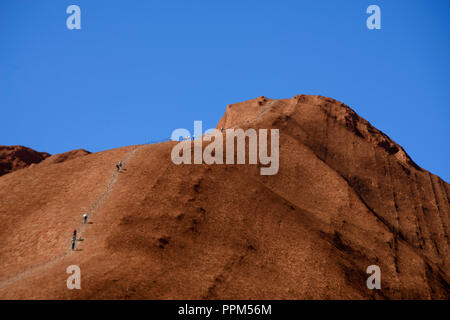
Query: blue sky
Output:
[[0, 0, 449, 182]]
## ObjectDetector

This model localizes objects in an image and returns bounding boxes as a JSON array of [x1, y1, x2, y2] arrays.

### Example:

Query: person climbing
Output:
[[71, 238, 76, 251], [72, 229, 77, 239], [83, 213, 88, 224], [118, 161, 123, 168], [116, 163, 120, 172]]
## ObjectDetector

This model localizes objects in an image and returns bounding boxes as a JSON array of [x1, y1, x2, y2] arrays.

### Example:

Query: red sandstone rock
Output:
[[0, 95, 448, 299], [39, 149, 91, 166], [0, 145, 50, 176]]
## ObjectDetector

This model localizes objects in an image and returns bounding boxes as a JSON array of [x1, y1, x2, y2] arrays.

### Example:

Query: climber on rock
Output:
[[83, 213, 88, 224]]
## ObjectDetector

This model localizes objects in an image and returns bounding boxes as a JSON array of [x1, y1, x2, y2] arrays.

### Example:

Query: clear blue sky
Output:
[[0, 0, 449, 182]]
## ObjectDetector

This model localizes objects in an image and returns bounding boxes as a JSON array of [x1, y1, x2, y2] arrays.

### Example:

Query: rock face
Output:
[[0, 146, 91, 177], [0, 95, 448, 299], [39, 149, 91, 166], [0, 146, 50, 176]]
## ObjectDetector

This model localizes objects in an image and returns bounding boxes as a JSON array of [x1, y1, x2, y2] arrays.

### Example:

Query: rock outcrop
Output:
[[0, 146, 50, 176], [0, 95, 448, 299]]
